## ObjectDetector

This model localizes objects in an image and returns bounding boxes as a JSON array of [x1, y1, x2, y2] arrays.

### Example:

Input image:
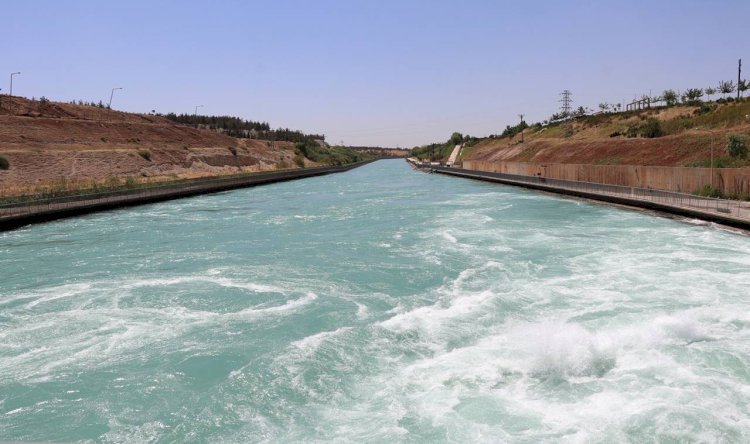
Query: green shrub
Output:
[[639, 118, 663, 138], [726, 134, 748, 159], [694, 184, 723, 198], [295, 139, 365, 166], [0, 155, 8, 170], [695, 103, 713, 115]]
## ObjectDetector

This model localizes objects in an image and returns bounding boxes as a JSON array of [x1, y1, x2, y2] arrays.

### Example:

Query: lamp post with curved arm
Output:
[[9, 72, 20, 114], [108, 87, 123, 108]]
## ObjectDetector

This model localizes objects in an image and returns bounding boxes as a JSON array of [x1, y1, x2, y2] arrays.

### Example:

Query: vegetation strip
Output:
[[426, 164, 750, 231], [0, 161, 375, 231]]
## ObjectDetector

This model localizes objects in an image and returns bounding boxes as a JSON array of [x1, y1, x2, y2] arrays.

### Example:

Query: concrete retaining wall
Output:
[[462, 160, 750, 195], [0, 160, 376, 231]]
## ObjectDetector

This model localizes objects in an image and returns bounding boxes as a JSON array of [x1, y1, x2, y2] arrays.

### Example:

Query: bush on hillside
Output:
[[726, 134, 748, 159], [639, 118, 663, 138], [0, 155, 8, 170]]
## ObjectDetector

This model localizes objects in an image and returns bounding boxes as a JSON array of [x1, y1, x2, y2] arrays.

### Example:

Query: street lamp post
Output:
[[9, 72, 20, 114], [194, 105, 204, 128], [695, 127, 716, 190], [108, 87, 123, 109], [10, 72, 20, 97]]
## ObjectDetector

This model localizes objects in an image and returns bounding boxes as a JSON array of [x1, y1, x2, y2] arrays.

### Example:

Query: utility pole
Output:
[[194, 105, 203, 117], [738, 58, 742, 100], [518, 114, 525, 143]]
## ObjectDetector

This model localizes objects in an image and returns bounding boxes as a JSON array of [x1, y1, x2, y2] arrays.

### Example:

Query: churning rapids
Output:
[[1, 159, 749, 442]]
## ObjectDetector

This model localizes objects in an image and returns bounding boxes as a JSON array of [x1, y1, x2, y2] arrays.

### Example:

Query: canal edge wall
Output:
[[462, 160, 750, 196], [0, 160, 376, 231], [423, 163, 750, 231]]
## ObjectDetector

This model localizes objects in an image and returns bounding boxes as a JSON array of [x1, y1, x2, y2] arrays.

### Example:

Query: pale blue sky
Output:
[[2, 0, 748, 147]]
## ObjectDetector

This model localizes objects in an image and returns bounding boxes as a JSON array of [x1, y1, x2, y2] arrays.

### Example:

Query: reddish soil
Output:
[[0, 96, 306, 197], [464, 102, 750, 167]]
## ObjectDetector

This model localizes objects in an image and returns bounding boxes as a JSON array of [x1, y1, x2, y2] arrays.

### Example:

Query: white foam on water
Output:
[[291, 327, 353, 358], [440, 230, 457, 243], [234, 292, 318, 317], [377, 289, 494, 339], [118, 275, 288, 295], [355, 302, 369, 320], [4, 161, 750, 442], [508, 321, 617, 379], [320, 298, 750, 441]]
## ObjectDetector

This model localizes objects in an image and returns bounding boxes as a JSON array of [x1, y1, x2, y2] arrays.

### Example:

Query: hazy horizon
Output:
[[2, 0, 748, 147]]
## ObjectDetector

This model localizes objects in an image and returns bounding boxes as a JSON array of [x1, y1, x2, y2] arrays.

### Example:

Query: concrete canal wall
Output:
[[462, 160, 750, 196], [0, 160, 375, 231], [414, 161, 750, 231]]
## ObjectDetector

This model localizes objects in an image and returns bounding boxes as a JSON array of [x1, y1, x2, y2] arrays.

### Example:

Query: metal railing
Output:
[[431, 165, 749, 221]]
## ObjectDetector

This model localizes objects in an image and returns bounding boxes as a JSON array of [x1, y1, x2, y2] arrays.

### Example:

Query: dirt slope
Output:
[[463, 101, 750, 167], [0, 96, 307, 197]]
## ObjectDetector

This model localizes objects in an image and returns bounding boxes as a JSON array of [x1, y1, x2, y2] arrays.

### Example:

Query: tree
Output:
[[450, 132, 463, 145], [573, 106, 586, 117], [726, 134, 748, 159], [682, 88, 704, 104], [718, 80, 736, 97], [662, 89, 678, 106], [739, 79, 749, 98], [598, 102, 610, 112], [705, 86, 716, 101]]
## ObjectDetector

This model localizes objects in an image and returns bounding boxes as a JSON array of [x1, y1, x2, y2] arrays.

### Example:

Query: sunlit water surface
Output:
[[1, 160, 749, 442]]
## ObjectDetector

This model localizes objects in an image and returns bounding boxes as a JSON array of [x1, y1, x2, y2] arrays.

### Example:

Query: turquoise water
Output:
[[1, 159, 749, 442]]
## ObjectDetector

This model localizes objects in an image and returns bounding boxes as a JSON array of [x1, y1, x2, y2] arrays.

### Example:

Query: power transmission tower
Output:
[[518, 114, 525, 143], [559, 90, 572, 118]]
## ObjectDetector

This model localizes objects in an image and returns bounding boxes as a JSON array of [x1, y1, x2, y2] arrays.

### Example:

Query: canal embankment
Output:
[[0, 160, 375, 231], [407, 159, 750, 230]]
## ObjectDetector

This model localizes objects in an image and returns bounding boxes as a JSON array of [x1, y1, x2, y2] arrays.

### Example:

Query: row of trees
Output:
[[410, 132, 480, 161], [660, 79, 748, 105], [597, 79, 749, 113], [549, 106, 589, 122], [67, 99, 110, 108], [163, 113, 325, 143]]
